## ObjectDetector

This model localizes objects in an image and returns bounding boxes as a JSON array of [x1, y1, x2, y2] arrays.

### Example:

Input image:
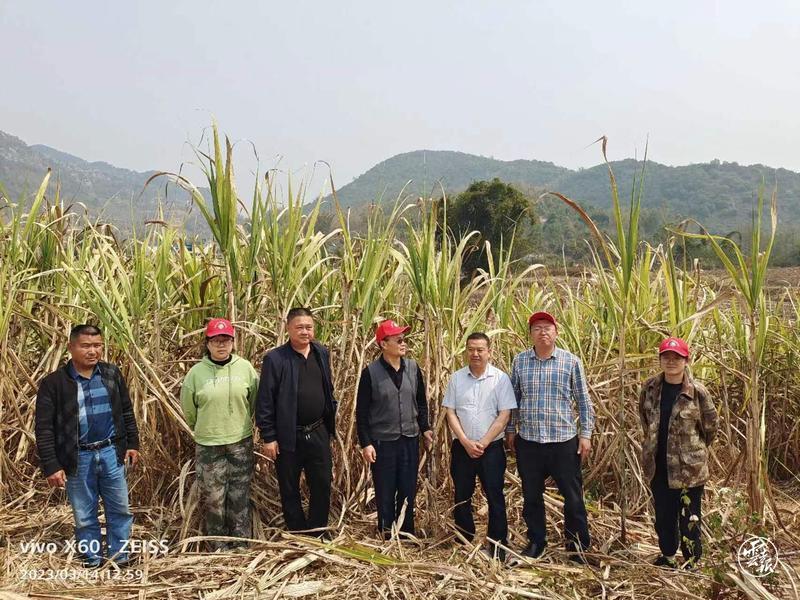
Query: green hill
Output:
[[0, 130, 205, 233], [4, 130, 799, 236], [331, 150, 569, 206], [332, 150, 800, 231]]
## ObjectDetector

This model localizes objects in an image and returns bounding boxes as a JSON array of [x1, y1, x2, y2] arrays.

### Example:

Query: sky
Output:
[[2, 0, 799, 195]]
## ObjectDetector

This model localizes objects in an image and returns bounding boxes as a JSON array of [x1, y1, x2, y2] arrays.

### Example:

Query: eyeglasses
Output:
[[531, 326, 554, 333], [389, 337, 407, 344], [208, 337, 234, 345]]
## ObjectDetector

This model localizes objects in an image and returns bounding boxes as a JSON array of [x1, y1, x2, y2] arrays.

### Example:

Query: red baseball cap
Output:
[[206, 318, 235, 338], [528, 311, 557, 328], [375, 319, 411, 344], [659, 337, 689, 358]]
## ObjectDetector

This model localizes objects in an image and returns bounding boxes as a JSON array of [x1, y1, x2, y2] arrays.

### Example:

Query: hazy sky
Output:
[[2, 1, 799, 193]]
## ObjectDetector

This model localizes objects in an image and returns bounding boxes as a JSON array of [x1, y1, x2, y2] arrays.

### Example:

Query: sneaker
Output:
[[653, 555, 678, 569]]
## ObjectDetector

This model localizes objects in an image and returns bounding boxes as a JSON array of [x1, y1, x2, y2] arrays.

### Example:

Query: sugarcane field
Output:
[[4, 4, 800, 599], [1, 121, 798, 599]]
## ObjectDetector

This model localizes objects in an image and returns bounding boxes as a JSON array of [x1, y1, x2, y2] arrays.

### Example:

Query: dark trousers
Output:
[[275, 425, 332, 532], [371, 435, 419, 535], [450, 439, 508, 544], [650, 469, 703, 560], [515, 435, 590, 550]]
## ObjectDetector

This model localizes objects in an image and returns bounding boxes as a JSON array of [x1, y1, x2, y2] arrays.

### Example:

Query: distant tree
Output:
[[447, 178, 535, 274]]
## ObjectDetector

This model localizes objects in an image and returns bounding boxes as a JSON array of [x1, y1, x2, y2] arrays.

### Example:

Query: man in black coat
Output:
[[35, 324, 140, 567], [256, 308, 336, 533]]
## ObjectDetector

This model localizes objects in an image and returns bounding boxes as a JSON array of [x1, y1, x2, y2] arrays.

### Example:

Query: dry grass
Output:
[[2, 455, 798, 598]]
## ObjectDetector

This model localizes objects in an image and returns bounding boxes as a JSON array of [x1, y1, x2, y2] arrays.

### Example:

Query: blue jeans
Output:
[[65, 445, 133, 564]]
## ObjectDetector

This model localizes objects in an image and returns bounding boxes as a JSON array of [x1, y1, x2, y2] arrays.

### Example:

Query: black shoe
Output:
[[109, 555, 135, 568], [569, 552, 587, 565], [480, 546, 506, 562], [566, 541, 592, 565], [681, 557, 699, 570], [80, 558, 102, 569], [521, 541, 545, 560], [653, 555, 678, 569]]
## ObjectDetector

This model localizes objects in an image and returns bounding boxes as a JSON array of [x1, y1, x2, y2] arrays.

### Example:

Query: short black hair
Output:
[[466, 332, 490, 346], [69, 324, 103, 342], [286, 307, 314, 323]]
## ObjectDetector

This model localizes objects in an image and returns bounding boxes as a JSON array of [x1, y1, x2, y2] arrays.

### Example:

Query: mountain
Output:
[[331, 150, 800, 230], [3, 130, 799, 235], [0, 130, 204, 233], [331, 150, 569, 205]]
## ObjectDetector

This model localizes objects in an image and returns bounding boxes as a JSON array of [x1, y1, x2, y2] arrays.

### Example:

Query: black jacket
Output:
[[256, 341, 336, 452], [35, 361, 140, 477]]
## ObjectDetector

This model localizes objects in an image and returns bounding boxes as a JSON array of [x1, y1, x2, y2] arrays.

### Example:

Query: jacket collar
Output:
[[281, 340, 322, 355], [63, 360, 106, 379]]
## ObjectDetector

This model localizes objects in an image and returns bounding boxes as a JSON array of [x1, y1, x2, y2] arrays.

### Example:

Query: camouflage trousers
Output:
[[196, 437, 253, 549]]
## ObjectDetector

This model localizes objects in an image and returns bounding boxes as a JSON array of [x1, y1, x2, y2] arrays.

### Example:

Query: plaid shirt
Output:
[[67, 361, 116, 444], [507, 347, 594, 443]]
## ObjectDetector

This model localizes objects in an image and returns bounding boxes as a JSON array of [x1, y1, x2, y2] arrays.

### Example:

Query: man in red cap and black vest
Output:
[[505, 311, 595, 564], [356, 319, 434, 538]]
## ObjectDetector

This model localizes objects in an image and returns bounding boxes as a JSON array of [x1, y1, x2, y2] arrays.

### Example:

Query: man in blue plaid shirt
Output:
[[505, 311, 594, 563]]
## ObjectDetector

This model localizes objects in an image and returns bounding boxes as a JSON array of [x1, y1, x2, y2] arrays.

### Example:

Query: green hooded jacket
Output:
[[180, 354, 259, 446]]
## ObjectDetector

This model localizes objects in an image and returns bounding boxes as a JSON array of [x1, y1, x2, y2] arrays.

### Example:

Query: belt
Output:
[[79, 437, 114, 451], [296, 418, 324, 434]]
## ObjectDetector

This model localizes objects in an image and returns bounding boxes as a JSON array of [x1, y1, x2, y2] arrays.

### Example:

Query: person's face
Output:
[[381, 334, 407, 357], [207, 335, 234, 361], [68, 334, 104, 370], [287, 315, 314, 347], [466, 338, 490, 371], [660, 351, 688, 377], [530, 319, 557, 347]]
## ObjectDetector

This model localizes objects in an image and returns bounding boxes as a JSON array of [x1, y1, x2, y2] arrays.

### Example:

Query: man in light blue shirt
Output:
[[506, 311, 594, 564], [443, 332, 517, 560]]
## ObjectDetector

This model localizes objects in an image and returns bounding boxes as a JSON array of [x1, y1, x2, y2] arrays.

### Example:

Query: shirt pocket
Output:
[[678, 404, 703, 447], [550, 366, 572, 397]]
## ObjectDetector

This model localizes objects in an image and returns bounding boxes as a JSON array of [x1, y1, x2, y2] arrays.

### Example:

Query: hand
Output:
[[124, 449, 140, 468], [461, 438, 484, 459], [46, 470, 66, 488], [423, 430, 434, 451], [577, 437, 591, 463], [262, 441, 279, 461], [504, 433, 516, 454], [361, 445, 377, 463]]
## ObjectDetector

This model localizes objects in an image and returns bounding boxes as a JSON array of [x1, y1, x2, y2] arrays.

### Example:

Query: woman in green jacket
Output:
[[181, 318, 259, 549]]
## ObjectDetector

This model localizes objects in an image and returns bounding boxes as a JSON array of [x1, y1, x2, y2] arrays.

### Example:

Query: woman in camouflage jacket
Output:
[[638, 337, 718, 569]]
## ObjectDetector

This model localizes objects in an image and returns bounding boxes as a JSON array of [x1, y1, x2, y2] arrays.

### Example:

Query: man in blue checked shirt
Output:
[[35, 324, 140, 567], [505, 311, 595, 564]]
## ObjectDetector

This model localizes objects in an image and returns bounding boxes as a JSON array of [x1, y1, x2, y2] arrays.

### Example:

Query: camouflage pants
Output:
[[196, 437, 253, 549]]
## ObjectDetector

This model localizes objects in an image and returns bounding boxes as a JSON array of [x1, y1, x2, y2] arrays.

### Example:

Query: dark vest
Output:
[[367, 358, 419, 440]]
